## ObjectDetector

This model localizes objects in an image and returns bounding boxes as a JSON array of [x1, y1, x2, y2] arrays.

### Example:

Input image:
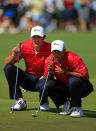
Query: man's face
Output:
[[32, 35, 44, 49], [52, 50, 65, 62]]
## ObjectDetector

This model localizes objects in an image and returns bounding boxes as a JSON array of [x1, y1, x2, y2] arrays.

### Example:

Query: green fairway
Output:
[[0, 31, 96, 131]]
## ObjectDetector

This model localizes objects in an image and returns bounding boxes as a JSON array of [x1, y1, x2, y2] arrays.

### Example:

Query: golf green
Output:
[[0, 31, 96, 131]]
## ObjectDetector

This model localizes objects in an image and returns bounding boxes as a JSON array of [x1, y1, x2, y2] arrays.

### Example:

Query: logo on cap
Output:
[[34, 29, 40, 32], [53, 43, 59, 45]]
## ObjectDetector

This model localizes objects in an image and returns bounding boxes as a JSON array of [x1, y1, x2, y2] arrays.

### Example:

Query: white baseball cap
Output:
[[31, 26, 45, 37], [51, 40, 65, 52]]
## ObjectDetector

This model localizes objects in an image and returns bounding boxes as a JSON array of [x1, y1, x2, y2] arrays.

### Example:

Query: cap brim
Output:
[[51, 46, 63, 52]]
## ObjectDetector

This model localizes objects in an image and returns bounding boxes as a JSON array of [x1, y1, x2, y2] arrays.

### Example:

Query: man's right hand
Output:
[[4, 44, 21, 65], [47, 61, 54, 72], [12, 44, 21, 58], [39, 75, 46, 80]]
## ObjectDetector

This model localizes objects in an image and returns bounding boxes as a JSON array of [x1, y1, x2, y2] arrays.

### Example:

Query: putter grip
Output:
[[48, 56, 54, 73], [19, 42, 21, 51], [18, 43, 21, 62], [51, 56, 54, 61]]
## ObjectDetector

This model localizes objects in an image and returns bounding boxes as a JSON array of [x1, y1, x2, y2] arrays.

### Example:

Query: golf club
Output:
[[32, 57, 54, 117], [10, 43, 21, 114]]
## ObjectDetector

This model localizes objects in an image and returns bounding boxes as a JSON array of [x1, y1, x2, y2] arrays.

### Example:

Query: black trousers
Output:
[[36, 76, 93, 108], [4, 64, 47, 103]]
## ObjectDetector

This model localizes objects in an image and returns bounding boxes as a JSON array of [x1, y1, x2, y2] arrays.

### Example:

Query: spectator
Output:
[[78, 0, 90, 31], [24, 0, 45, 25], [0, 9, 4, 33], [64, 0, 77, 32], [53, 0, 65, 29], [43, 0, 55, 30], [90, 0, 96, 30], [0, 0, 23, 33]]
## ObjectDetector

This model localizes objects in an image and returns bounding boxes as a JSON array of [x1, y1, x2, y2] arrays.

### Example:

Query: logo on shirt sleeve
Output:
[[82, 67, 85, 70]]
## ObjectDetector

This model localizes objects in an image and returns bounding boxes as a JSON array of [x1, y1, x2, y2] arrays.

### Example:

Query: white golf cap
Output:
[[31, 26, 45, 37], [51, 40, 65, 52]]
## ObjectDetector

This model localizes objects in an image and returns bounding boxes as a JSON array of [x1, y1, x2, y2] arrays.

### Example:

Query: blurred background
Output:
[[0, 0, 96, 34]]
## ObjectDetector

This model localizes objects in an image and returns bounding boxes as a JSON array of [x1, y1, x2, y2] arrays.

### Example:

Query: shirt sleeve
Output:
[[72, 55, 88, 75], [43, 55, 53, 76], [43, 58, 49, 77]]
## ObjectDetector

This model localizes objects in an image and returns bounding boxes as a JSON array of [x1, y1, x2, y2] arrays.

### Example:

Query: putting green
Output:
[[0, 31, 96, 131]]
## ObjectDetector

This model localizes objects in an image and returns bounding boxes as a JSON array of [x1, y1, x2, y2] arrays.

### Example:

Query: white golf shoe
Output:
[[40, 103, 49, 111], [70, 107, 83, 117], [59, 101, 70, 115], [10, 99, 27, 111]]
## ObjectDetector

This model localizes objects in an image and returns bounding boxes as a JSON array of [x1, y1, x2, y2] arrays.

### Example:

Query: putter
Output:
[[10, 43, 21, 113], [32, 57, 54, 117]]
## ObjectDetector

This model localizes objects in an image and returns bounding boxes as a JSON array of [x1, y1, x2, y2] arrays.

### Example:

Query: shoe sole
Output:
[[40, 109, 49, 111], [59, 112, 69, 115], [10, 107, 27, 111]]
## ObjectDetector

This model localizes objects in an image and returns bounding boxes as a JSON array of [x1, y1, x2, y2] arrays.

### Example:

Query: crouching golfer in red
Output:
[[37, 40, 93, 117], [4, 26, 51, 111]]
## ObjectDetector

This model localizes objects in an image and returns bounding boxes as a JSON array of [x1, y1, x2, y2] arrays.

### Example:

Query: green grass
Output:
[[0, 31, 96, 131]]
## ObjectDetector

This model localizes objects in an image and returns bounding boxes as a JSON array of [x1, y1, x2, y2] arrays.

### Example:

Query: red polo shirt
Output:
[[10, 40, 51, 75], [44, 51, 88, 83]]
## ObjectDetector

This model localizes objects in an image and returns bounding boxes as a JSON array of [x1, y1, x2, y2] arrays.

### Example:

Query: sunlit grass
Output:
[[0, 31, 96, 131]]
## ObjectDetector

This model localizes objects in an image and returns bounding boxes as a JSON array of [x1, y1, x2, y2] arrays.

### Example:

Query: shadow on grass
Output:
[[83, 110, 96, 118], [48, 108, 62, 113], [26, 107, 61, 113], [25, 108, 96, 118]]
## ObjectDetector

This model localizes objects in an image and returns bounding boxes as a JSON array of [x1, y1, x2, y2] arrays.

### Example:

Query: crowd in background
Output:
[[0, 0, 96, 33]]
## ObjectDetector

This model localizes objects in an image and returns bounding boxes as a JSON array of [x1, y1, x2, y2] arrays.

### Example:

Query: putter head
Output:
[[10, 108, 14, 114], [10, 107, 15, 114], [32, 113, 38, 117], [10, 110, 14, 114]]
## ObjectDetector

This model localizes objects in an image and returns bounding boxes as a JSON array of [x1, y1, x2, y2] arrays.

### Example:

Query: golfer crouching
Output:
[[37, 40, 93, 117], [4, 26, 51, 111]]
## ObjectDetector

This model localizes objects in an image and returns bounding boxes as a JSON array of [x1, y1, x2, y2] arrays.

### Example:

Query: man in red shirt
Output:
[[37, 40, 93, 117], [4, 26, 51, 111]]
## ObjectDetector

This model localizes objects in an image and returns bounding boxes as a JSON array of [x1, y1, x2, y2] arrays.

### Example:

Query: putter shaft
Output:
[[32, 57, 54, 117]]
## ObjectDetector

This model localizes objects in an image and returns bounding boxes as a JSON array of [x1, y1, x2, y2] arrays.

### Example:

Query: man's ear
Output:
[[43, 35, 46, 40], [63, 49, 66, 54], [64, 49, 66, 52]]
